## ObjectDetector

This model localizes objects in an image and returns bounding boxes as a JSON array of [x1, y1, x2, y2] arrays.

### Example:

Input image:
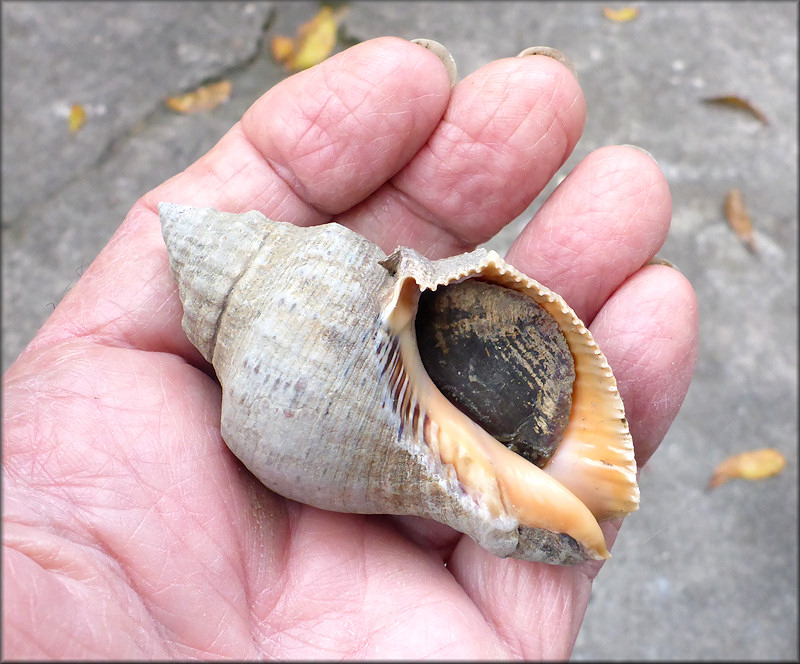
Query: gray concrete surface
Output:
[[2, 1, 797, 659]]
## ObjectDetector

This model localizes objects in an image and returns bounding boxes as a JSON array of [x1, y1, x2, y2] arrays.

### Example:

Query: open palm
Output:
[[3, 38, 697, 659]]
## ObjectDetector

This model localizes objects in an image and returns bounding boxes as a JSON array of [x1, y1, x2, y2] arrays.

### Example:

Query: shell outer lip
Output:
[[379, 244, 639, 561]]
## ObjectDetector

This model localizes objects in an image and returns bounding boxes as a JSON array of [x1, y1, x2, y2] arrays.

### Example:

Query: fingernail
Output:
[[646, 255, 682, 272], [516, 46, 578, 82], [620, 144, 658, 164], [411, 38, 458, 88]]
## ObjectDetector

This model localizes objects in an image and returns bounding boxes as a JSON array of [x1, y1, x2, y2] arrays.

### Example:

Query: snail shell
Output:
[[159, 203, 639, 565]]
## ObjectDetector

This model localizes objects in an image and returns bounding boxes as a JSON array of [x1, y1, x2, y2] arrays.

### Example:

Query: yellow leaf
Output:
[[724, 187, 756, 253], [702, 95, 769, 125], [68, 104, 86, 133], [273, 6, 346, 72], [166, 80, 232, 114], [603, 6, 639, 22], [708, 449, 786, 489]]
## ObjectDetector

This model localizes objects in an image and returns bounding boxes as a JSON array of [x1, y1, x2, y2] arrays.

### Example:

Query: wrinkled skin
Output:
[[3, 38, 697, 659]]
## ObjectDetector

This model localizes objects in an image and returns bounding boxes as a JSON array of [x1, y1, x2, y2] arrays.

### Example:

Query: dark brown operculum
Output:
[[415, 279, 575, 468]]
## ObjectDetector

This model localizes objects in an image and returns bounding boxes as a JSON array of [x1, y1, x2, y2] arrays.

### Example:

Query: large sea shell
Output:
[[159, 203, 639, 565]]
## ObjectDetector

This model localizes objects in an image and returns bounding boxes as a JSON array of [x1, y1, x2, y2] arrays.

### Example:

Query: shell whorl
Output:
[[160, 205, 280, 361], [159, 203, 639, 565]]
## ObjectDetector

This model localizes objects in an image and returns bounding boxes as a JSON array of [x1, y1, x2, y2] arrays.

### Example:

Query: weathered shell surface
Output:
[[159, 203, 639, 565]]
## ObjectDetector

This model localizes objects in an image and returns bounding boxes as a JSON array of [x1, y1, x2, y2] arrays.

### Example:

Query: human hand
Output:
[[3, 37, 697, 659]]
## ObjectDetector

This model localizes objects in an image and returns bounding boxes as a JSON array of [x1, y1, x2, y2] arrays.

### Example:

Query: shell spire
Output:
[[160, 203, 276, 361]]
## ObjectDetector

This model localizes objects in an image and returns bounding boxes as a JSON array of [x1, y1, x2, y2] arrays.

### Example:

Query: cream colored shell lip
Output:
[[159, 203, 639, 565]]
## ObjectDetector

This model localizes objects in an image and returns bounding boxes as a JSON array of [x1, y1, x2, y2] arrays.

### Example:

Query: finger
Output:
[[341, 53, 585, 257], [506, 145, 672, 324], [388, 515, 463, 561], [590, 264, 699, 467], [25, 37, 452, 362], [144, 36, 452, 223], [447, 538, 591, 659]]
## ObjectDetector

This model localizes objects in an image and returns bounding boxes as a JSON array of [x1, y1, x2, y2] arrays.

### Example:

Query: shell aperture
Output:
[[159, 203, 639, 565], [416, 279, 575, 468]]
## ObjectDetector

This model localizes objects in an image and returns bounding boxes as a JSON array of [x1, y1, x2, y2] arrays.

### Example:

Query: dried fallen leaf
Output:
[[271, 35, 294, 64], [702, 95, 769, 125], [724, 187, 757, 253], [271, 5, 346, 72], [603, 6, 639, 22], [708, 448, 786, 489], [166, 80, 232, 114], [68, 104, 86, 133]]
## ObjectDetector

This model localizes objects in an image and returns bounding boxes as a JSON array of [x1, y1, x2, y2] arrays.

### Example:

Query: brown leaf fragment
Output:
[[724, 188, 757, 253], [271, 35, 294, 64], [708, 448, 786, 489], [166, 80, 232, 114], [702, 95, 769, 125], [603, 6, 639, 22], [68, 104, 86, 133]]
